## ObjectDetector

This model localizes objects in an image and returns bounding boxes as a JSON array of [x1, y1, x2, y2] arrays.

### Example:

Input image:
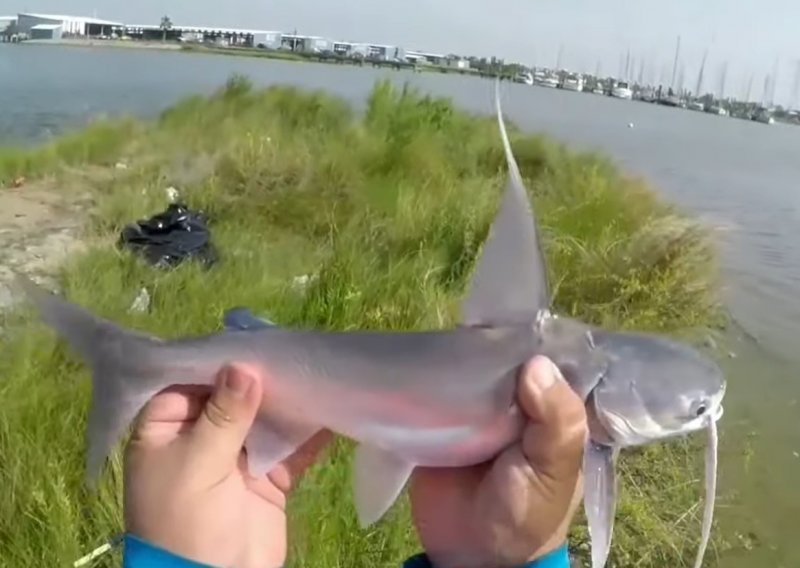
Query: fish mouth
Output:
[[598, 402, 723, 447], [595, 406, 666, 446]]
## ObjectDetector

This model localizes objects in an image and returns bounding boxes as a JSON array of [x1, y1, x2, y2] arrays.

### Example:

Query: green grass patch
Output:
[[0, 76, 726, 567], [0, 118, 141, 186]]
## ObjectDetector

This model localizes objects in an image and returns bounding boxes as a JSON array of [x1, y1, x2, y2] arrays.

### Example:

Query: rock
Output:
[[129, 287, 151, 313], [291, 273, 318, 292]]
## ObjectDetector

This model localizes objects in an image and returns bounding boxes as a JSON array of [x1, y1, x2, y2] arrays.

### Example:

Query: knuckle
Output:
[[550, 412, 589, 456], [203, 398, 233, 428], [549, 386, 588, 426]]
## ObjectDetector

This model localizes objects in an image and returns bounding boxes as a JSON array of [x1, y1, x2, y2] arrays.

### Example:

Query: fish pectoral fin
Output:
[[245, 417, 319, 478], [583, 440, 619, 568], [353, 444, 415, 527]]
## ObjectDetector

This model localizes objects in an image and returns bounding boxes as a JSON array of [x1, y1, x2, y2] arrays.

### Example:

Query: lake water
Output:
[[2, 44, 799, 566]]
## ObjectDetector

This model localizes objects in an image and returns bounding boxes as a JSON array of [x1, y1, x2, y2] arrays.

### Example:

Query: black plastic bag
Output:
[[118, 203, 218, 269]]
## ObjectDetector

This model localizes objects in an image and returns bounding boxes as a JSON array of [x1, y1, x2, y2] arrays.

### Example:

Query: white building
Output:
[[125, 23, 281, 47], [0, 16, 16, 31], [405, 50, 446, 66], [446, 57, 470, 70], [16, 13, 123, 38]]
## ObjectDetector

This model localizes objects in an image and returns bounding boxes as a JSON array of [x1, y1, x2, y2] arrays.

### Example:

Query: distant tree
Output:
[[160, 15, 173, 42], [2, 20, 19, 41]]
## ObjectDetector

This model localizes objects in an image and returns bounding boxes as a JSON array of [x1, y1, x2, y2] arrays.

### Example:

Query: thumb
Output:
[[518, 356, 587, 484], [187, 364, 262, 475]]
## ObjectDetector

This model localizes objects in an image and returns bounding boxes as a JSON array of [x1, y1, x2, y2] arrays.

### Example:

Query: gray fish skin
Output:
[[18, 80, 727, 550]]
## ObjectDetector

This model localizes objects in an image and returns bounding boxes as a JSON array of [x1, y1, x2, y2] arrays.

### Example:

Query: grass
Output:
[[0, 119, 140, 184], [0, 76, 726, 567]]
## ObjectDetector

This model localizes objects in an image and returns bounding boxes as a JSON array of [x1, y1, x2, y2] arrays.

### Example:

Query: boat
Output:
[[611, 80, 633, 99], [637, 87, 657, 102], [514, 71, 534, 86], [590, 80, 605, 95], [706, 105, 729, 116], [688, 101, 704, 111], [534, 71, 559, 88], [753, 108, 775, 124], [562, 73, 584, 92], [658, 94, 683, 107]]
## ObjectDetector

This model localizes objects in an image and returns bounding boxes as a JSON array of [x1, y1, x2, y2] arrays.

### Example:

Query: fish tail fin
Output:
[[18, 277, 167, 483]]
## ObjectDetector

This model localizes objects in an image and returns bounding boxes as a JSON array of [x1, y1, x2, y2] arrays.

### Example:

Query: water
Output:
[[2, 44, 799, 565]]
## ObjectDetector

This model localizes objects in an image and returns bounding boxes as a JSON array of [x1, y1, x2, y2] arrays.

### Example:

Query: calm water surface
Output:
[[2, 44, 798, 566]]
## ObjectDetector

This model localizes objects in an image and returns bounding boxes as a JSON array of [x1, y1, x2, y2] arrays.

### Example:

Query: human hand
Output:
[[123, 364, 333, 568], [410, 356, 587, 568]]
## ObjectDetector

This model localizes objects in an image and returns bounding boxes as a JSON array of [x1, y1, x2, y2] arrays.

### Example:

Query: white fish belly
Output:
[[332, 401, 526, 467], [252, 344, 526, 468]]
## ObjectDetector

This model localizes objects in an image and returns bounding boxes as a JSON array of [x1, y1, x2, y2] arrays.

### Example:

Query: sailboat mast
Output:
[[792, 59, 800, 109], [671, 35, 682, 89], [625, 48, 631, 80], [718, 61, 728, 100], [770, 57, 780, 106], [696, 49, 708, 97], [762, 74, 771, 106]]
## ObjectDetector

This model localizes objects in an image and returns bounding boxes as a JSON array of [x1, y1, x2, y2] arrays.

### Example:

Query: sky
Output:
[[6, 0, 800, 105]]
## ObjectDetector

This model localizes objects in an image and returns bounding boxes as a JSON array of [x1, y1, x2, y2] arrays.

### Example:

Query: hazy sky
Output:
[[7, 0, 800, 105]]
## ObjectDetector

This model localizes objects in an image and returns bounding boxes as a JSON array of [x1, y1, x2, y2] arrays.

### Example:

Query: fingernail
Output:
[[528, 358, 561, 391], [223, 367, 252, 399]]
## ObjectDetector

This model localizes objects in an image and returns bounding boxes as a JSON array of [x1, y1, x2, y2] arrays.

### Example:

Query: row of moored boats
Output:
[[514, 70, 633, 100]]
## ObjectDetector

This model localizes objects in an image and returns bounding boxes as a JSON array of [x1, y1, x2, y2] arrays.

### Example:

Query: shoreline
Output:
[[12, 38, 485, 77], [17, 38, 182, 50], [9, 39, 796, 127]]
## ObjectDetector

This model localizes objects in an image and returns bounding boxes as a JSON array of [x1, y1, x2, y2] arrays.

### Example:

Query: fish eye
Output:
[[693, 403, 708, 417]]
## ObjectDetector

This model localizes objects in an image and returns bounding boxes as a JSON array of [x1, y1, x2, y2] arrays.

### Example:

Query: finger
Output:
[[186, 364, 263, 475], [517, 356, 587, 483], [283, 429, 335, 478], [267, 430, 336, 493], [136, 385, 212, 425]]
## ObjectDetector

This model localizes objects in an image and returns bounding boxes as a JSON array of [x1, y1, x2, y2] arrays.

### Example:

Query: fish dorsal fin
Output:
[[460, 80, 550, 327]]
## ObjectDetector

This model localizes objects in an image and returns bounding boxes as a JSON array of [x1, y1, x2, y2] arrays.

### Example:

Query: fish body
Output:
[[19, 80, 726, 567]]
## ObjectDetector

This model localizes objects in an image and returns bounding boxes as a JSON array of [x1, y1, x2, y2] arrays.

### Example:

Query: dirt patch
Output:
[[0, 183, 91, 309]]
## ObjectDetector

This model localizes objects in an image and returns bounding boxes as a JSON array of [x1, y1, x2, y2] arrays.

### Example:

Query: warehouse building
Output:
[[16, 13, 123, 39]]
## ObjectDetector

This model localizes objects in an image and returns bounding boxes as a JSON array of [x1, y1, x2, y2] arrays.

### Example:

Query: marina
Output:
[[1, 12, 795, 126]]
